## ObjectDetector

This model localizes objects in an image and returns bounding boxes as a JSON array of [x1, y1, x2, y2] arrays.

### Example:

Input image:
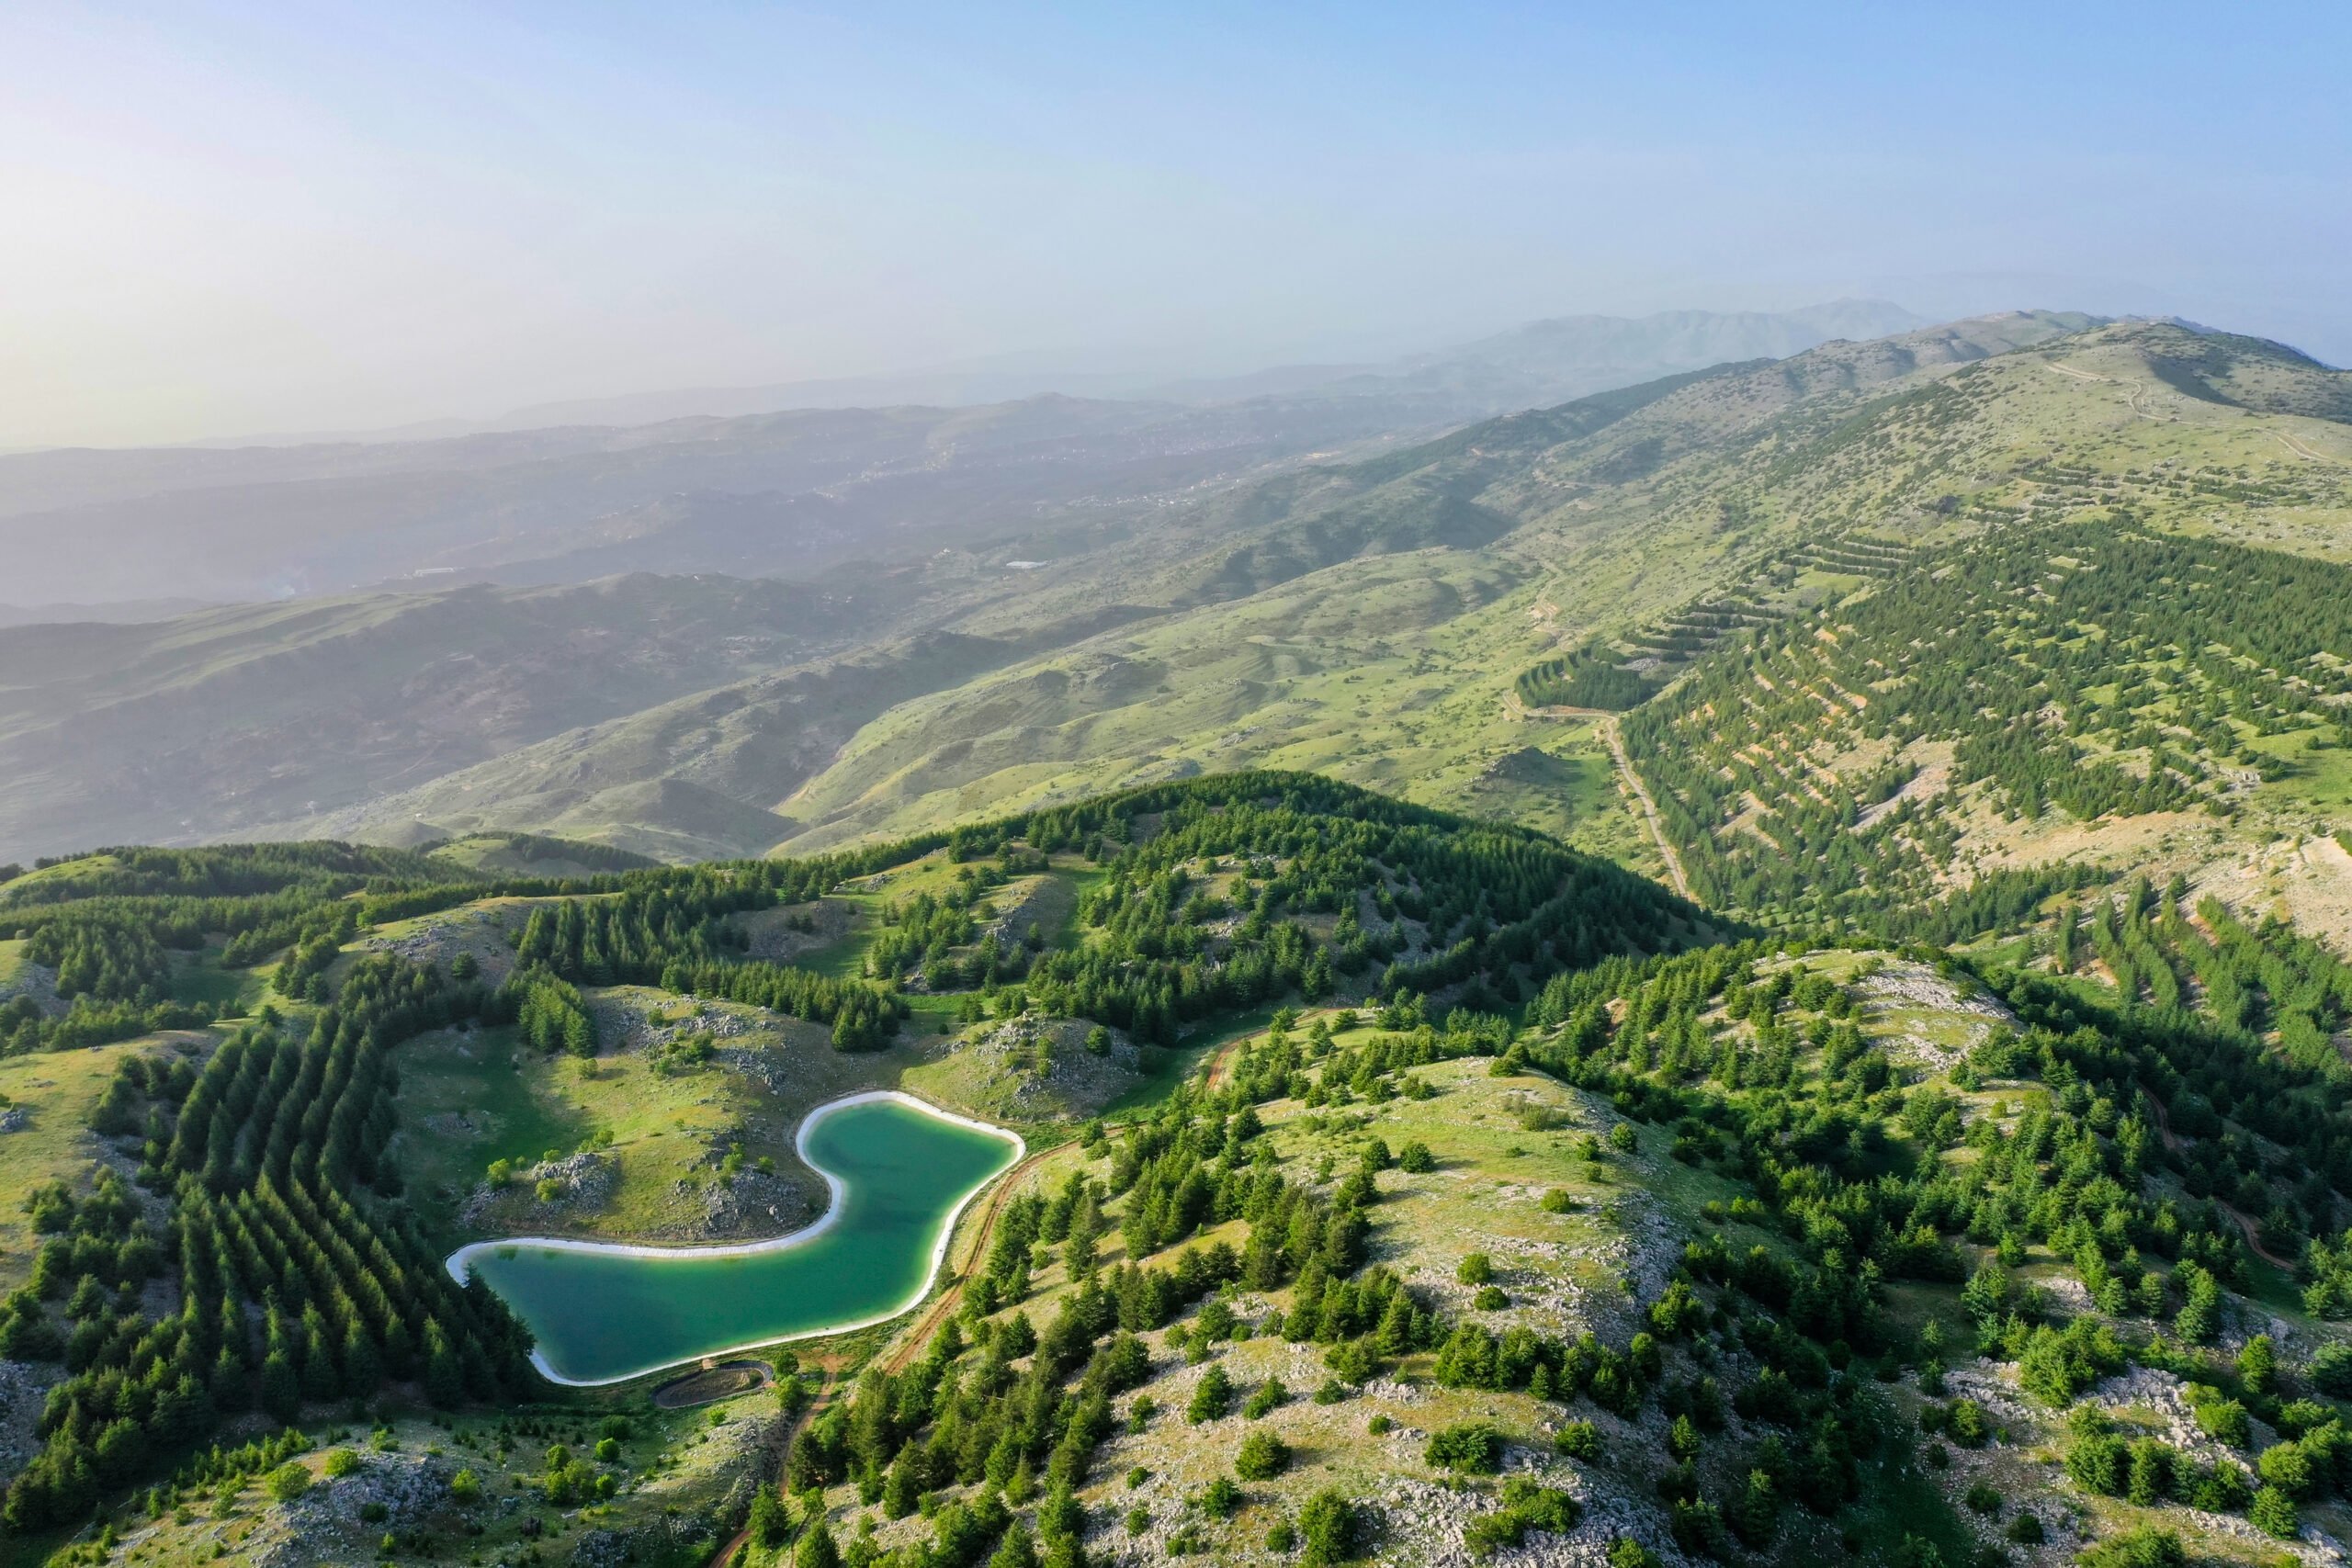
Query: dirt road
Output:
[[1603, 716, 1693, 901]]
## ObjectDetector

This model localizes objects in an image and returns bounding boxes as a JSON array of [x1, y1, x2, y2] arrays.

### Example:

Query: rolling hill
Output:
[[6, 770, 2352, 1566]]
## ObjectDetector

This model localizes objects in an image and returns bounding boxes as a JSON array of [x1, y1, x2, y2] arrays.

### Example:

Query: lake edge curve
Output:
[[444, 1089, 1024, 1387]]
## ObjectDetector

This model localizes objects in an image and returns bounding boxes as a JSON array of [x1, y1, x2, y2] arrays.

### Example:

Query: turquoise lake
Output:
[[451, 1095, 1020, 1384]]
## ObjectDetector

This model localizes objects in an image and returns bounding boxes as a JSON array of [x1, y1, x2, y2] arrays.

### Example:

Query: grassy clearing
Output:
[[0, 1037, 188, 1295], [166, 943, 267, 1014], [395, 991, 941, 1250], [397, 972, 1138, 1257]]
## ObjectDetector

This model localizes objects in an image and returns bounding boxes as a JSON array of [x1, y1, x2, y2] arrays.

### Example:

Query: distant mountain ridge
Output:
[[0, 300, 1924, 614], [73, 301, 1925, 447]]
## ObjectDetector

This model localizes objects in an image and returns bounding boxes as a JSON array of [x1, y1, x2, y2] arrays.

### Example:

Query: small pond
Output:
[[447, 1092, 1021, 1384]]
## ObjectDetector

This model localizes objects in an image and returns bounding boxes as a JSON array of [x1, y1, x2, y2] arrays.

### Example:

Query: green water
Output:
[[451, 1095, 1019, 1384]]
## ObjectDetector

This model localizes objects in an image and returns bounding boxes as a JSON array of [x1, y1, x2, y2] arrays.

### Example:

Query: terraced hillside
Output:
[[1617, 525, 2352, 934]]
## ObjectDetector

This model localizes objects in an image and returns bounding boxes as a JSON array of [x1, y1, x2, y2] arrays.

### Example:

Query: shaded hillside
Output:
[[261, 626, 1146, 861], [0, 575, 927, 863], [0, 392, 1430, 606]]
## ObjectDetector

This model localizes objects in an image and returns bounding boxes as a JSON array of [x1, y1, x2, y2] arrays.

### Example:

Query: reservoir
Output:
[[447, 1091, 1023, 1385]]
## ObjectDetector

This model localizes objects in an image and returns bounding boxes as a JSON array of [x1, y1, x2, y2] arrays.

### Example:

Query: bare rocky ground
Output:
[[461, 1149, 619, 1228], [94, 1404, 787, 1568], [0, 1359, 62, 1475], [738, 897, 856, 963], [1854, 958, 2016, 1076], [362, 901, 534, 985], [934, 1012, 1150, 1122], [0, 957, 62, 1017]]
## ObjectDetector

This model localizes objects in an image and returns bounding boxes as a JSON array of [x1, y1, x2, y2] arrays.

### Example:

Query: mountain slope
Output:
[[11, 310, 2349, 905], [759, 314, 2123, 852], [0, 574, 910, 860], [0, 392, 1430, 606]]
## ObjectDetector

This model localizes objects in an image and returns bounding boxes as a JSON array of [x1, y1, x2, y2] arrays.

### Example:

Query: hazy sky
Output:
[[4, 2, 2346, 449]]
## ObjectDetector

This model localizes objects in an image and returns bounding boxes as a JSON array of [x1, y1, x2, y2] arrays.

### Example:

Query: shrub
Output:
[[2310, 1341, 2352, 1397], [1266, 1518, 1296, 1551], [1539, 1188, 1575, 1213], [322, 1448, 358, 1479], [1398, 1142, 1435, 1173], [1426, 1422, 1504, 1474], [1962, 1481, 2001, 1515], [1367, 1415, 1393, 1436], [1608, 1122, 1637, 1153], [448, 1469, 481, 1505], [1555, 1421, 1601, 1461], [2017, 1319, 2125, 1405], [1244, 1378, 1286, 1419], [2249, 1485, 2299, 1540], [2192, 1396, 2251, 1447], [1298, 1489, 1358, 1567], [264, 1463, 311, 1504], [2076, 1528, 2186, 1568], [1324, 1337, 1383, 1383], [1236, 1431, 1291, 1481], [2257, 1441, 2312, 1498], [1197, 1476, 1241, 1518], [1473, 1285, 1508, 1310], [1668, 1498, 1724, 1558], [748, 1485, 791, 1548], [1456, 1253, 1494, 1286], [2005, 1513, 2043, 1545], [1186, 1366, 1233, 1425]]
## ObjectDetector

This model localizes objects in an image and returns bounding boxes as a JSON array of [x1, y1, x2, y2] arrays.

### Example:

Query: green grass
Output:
[[0, 1037, 185, 1295], [167, 945, 268, 1013], [395, 986, 1095, 1252], [393, 1021, 598, 1242]]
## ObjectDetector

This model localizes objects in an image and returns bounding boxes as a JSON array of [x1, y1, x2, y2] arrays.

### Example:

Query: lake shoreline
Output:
[[445, 1089, 1024, 1387]]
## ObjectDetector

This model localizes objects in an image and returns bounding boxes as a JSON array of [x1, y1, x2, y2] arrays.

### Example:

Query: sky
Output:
[[2, 2, 2346, 449]]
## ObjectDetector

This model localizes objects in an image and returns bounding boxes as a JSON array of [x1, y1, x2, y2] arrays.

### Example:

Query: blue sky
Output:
[[3, 1, 2346, 446]]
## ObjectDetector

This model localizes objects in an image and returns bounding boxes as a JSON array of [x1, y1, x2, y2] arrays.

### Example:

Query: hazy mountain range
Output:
[[0, 301, 1921, 611]]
